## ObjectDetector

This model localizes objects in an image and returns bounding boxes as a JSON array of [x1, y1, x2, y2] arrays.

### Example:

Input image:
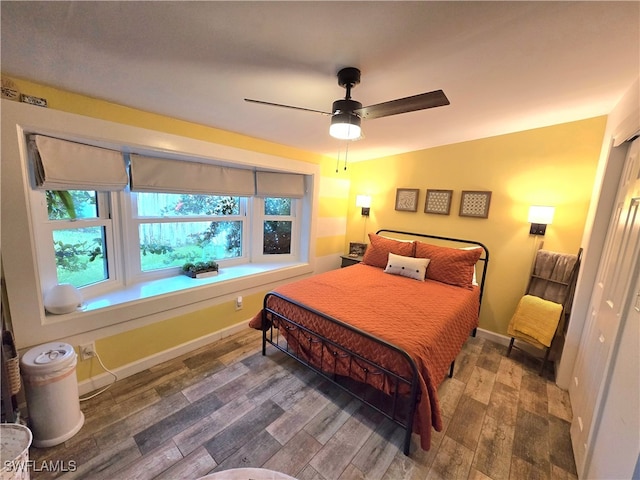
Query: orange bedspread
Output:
[[249, 263, 480, 451]]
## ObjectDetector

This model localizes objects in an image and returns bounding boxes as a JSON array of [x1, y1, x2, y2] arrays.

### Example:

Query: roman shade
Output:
[[255, 171, 305, 198], [30, 135, 128, 191], [129, 154, 255, 196]]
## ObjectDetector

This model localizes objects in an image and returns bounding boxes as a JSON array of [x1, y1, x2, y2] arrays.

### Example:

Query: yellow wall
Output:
[[2, 75, 349, 382], [345, 117, 606, 334], [315, 152, 352, 258], [76, 292, 265, 380]]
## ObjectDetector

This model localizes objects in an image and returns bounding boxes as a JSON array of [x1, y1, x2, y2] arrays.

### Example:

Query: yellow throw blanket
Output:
[[507, 295, 563, 348]]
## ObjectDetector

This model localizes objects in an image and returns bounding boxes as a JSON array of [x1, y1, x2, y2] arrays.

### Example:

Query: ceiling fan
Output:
[[245, 67, 450, 141]]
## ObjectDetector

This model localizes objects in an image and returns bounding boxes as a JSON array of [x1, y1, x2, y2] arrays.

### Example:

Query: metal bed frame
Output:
[[261, 230, 489, 455]]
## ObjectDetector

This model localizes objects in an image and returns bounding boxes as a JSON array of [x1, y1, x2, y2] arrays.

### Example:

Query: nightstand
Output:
[[340, 255, 363, 268]]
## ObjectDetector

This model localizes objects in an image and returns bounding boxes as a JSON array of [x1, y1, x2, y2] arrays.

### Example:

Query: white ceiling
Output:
[[1, 1, 638, 162]]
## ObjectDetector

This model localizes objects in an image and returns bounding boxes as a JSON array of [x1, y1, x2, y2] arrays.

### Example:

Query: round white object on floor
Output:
[[198, 468, 298, 480]]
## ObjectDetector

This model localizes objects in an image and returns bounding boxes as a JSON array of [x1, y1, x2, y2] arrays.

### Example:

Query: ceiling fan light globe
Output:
[[330, 113, 362, 140]]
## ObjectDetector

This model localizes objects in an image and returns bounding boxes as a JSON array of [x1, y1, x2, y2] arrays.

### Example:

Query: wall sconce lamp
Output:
[[356, 195, 371, 216], [528, 205, 555, 235]]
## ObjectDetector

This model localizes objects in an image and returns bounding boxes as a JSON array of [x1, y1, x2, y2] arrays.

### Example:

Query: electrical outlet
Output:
[[79, 342, 96, 361], [235, 295, 243, 311]]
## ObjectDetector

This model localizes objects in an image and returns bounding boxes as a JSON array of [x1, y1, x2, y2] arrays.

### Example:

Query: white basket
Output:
[[0, 424, 32, 480]]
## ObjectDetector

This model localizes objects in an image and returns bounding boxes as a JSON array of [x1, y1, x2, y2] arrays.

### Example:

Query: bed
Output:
[[249, 230, 489, 455]]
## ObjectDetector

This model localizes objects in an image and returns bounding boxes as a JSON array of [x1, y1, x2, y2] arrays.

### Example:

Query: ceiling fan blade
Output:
[[355, 90, 450, 120], [244, 98, 331, 116]]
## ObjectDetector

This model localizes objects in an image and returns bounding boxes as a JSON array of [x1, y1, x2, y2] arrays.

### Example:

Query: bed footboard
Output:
[[262, 291, 421, 456]]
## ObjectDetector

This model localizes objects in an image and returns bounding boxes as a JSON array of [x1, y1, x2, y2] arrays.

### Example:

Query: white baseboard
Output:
[[77, 319, 250, 395], [476, 327, 547, 358], [475, 327, 511, 346]]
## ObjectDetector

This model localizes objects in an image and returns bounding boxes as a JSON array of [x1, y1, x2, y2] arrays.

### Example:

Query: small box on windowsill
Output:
[[184, 270, 219, 279], [181, 261, 219, 279]]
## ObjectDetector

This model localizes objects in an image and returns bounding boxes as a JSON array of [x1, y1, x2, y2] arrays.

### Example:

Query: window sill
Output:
[[42, 261, 312, 329]]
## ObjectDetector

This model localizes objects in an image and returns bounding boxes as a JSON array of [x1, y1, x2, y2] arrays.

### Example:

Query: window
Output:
[[37, 190, 116, 297], [28, 135, 308, 306], [132, 193, 246, 273], [32, 188, 303, 300], [263, 197, 293, 255]]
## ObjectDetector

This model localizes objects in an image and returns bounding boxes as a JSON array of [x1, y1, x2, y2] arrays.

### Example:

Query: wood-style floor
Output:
[[29, 328, 577, 480]]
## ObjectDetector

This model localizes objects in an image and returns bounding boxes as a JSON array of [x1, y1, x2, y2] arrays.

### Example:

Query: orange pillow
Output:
[[362, 233, 415, 268], [414, 241, 482, 288]]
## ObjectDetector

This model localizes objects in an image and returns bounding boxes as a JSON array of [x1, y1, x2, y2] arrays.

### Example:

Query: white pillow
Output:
[[384, 253, 430, 281]]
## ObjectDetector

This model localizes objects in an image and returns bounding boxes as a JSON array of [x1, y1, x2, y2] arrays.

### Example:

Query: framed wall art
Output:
[[348, 242, 367, 257], [459, 190, 492, 218], [395, 188, 420, 212], [424, 189, 453, 215]]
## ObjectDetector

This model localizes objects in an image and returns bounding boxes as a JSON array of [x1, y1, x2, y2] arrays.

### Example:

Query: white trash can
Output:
[[20, 342, 84, 448], [0, 423, 32, 480]]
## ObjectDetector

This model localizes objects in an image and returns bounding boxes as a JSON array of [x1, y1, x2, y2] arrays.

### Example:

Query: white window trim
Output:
[[1, 99, 319, 348]]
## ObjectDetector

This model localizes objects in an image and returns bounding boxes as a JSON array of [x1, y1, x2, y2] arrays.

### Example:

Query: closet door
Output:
[[586, 267, 639, 479], [569, 138, 639, 477]]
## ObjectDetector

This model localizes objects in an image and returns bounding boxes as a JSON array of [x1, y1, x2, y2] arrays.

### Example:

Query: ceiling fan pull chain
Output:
[[335, 148, 341, 173], [344, 142, 349, 171]]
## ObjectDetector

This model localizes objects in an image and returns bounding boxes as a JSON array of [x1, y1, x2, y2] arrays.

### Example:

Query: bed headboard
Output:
[[376, 229, 489, 306]]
